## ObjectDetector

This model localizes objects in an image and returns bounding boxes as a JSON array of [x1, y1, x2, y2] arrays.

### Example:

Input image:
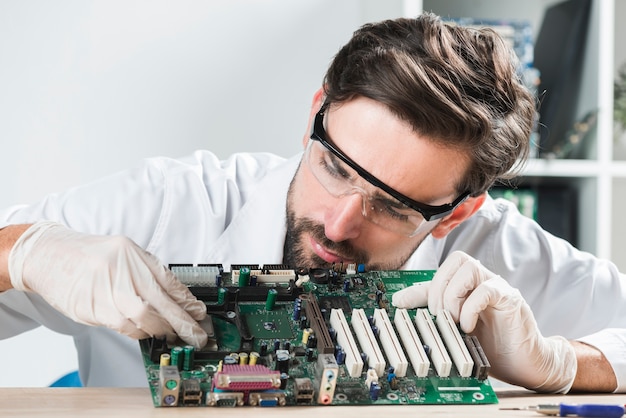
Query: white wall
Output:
[[0, 0, 411, 387]]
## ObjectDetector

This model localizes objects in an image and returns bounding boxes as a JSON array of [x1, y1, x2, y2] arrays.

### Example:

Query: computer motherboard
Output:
[[139, 264, 496, 408]]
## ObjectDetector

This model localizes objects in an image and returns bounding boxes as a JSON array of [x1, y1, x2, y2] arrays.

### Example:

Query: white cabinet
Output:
[[422, 0, 623, 267]]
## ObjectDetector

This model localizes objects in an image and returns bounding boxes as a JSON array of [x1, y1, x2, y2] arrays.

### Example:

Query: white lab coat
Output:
[[1, 150, 625, 389]]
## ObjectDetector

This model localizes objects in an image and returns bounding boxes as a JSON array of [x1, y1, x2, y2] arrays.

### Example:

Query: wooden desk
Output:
[[0, 388, 625, 417]]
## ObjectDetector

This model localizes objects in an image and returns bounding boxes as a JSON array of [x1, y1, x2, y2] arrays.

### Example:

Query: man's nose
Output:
[[323, 192, 365, 242]]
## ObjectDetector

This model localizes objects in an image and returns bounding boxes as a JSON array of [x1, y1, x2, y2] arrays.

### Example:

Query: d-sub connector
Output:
[[205, 391, 245, 407], [248, 391, 287, 407]]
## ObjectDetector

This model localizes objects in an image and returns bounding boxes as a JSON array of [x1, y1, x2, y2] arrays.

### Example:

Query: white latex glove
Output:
[[9, 221, 208, 348], [392, 251, 577, 393]]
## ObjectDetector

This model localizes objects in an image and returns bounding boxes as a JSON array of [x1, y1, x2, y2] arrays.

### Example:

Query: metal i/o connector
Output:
[[373, 308, 409, 377], [414, 308, 452, 377], [213, 364, 281, 391], [393, 308, 430, 377], [436, 309, 474, 377], [351, 308, 386, 376], [248, 391, 287, 407], [316, 353, 339, 405], [205, 391, 245, 407], [158, 365, 181, 407], [330, 308, 363, 378]]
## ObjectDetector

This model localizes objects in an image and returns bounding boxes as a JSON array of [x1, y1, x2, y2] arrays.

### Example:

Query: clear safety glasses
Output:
[[307, 104, 470, 237]]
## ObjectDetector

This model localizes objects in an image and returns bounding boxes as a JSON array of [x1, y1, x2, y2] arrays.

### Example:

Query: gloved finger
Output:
[[429, 251, 476, 314], [158, 269, 207, 321], [457, 276, 520, 333], [440, 256, 494, 323], [141, 253, 207, 321], [391, 281, 430, 308], [117, 282, 209, 348]]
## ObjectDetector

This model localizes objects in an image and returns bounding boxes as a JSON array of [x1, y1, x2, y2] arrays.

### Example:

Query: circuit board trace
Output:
[[140, 266, 496, 408]]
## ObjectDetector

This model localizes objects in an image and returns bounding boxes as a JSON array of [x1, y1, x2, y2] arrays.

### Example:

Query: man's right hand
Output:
[[392, 251, 577, 393], [7, 221, 208, 348]]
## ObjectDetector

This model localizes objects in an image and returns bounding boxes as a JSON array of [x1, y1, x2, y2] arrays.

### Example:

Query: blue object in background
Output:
[[49, 370, 82, 387]]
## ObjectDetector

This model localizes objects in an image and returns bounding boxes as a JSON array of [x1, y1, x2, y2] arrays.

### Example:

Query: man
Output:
[[0, 13, 623, 391]]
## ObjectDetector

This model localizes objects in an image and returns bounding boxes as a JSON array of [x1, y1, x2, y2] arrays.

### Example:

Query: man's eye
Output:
[[370, 199, 410, 221], [321, 156, 350, 180]]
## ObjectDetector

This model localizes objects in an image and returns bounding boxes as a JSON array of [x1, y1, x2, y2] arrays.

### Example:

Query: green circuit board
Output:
[[139, 265, 497, 408]]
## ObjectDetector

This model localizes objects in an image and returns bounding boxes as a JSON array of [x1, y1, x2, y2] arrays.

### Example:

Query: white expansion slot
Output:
[[414, 308, 452, 377], [393, 308, 430, 377], [373, 308, 408, 377], [330, 308, 364, 378], [436, 309, 474, 377], [351, 309, 386, 376]]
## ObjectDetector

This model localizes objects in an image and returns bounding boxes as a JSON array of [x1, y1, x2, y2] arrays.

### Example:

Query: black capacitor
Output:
[[306, 334, 317, 349], [273, 339, 281, 352], [343, 279, 350, 292], [299, 316, 308, 330], [328, 327, 337, 342], [375, 290, 383, 303], [260, 341, 268, 356], [306, 348, 314, 362], [280, 373, 289, 390], [276, 351, 290, 374], [283, 341, 291, 351]]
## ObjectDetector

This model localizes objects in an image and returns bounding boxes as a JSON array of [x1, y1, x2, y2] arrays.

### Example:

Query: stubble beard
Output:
[[283, 174, 427, 270]]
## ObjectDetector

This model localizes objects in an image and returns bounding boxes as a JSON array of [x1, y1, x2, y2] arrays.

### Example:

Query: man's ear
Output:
[[430, 193, 487, 239], [302, 87, 325, 148]]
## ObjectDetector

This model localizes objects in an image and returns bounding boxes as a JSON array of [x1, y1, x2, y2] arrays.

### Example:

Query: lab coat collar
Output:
[[204, 154, 301, 270]]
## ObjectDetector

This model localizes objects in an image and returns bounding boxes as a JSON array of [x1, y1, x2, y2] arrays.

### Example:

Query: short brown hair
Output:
[[323, 13, 535, 196]]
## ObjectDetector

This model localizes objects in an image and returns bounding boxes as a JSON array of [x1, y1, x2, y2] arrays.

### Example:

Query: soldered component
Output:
[[351, 308, 386, 376], [232, 267, 296, 284], [171, 265, 221, 286], [213, 364, 281, 391], [183, 345, 195, 371], [414, 308, 452, 377], [316, 353, 339, 405], [330, 308, 363, 378], [170, 346, 184, 371], [373, 308, 409, 377], [294, 378, 315, 404], [158, 365, 180, 407], [159, 353, 171, 366], [436, 310, 474, 377], [301, 293, 334, 354], [393, 308, 430, 377], [205, 391, 244, 407], [248, 391, 287, 407], [181, 379, 202, 406], [265, 288, 278, 310], [463, 335, 491, 380]]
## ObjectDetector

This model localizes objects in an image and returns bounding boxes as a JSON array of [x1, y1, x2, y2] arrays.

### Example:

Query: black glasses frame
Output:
[[310, 104, 471, 222]]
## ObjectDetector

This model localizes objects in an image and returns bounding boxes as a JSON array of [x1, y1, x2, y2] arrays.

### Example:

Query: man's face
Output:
[[284, 97, 470, 270]]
